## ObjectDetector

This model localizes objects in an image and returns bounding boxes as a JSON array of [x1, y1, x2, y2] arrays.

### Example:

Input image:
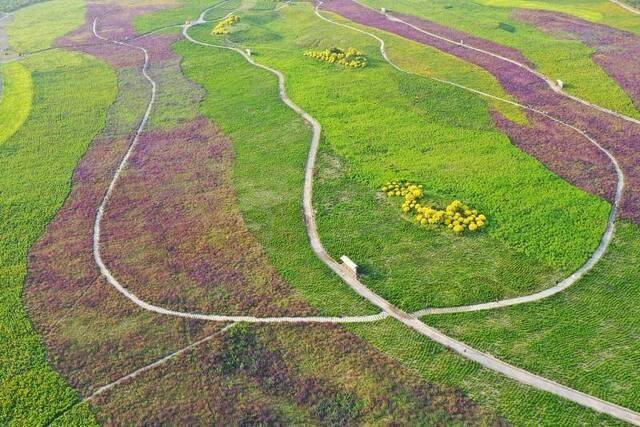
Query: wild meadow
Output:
[[0, 48, 115, 425], [359, 0, 640, 119], [2, 0, 638, 424], [172, 2, 624, 423], [0, 62, 31, 145], [0, 0, 116, 424]]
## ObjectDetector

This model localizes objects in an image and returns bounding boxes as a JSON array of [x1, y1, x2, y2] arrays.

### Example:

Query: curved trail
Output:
[[91, 16, 387, 324], [351, 0, 640, 127], [312, 5, 625, 318], [88, 3, 640, 423], [179, 5, 639, 424], [609, 0, 640, 14]]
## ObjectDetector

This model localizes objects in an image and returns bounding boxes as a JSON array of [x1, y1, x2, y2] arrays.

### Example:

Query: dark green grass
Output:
[[0, 49, 114, 425], [360, 0, 640, 120], [424, 220, 640, 412], [175, 3, 622, 423]]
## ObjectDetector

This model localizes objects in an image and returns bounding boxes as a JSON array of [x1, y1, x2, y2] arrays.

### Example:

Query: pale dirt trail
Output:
[[609, 0, 640, 14]]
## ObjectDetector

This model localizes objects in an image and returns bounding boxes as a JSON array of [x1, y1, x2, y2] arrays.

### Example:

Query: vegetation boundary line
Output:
[[608, 0, 640, 15], [87, 2, 639, 423], [351, 0, 640, 126]]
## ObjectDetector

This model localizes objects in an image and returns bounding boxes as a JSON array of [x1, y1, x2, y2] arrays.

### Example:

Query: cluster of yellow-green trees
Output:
[[382, 181, 487, 234], [304, 47, 368, 68], [211, 15, 240, 35]]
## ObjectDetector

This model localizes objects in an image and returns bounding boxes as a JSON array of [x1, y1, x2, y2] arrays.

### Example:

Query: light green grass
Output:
[[133, 0, 243, 34], [0, 49, 114, 426], [0, 0, 47, 12], [424, 220, 640, 413], [6, 0, 84, 53], [209, 4, 608, 283], [359, 0, 640, 120], [474, 0, 640, 34], [175, 2, 621, 423], [0, 62, 31, 144], [0, 2, 115, 422]]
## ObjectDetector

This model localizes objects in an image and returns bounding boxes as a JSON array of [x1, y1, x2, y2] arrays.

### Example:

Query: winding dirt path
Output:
[[91, 14, 387, 324], [350, 0, 640, 127], [87, 1, 640, 423], [311, 4, 625, 318], [609, 0, 640, 15]]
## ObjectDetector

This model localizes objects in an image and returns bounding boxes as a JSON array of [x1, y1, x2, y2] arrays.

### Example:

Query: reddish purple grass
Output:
[[100, 117, 314, 316], [513, 9, 640, 109], [319, 0, 640, 222], [56, 3, 179, 68]]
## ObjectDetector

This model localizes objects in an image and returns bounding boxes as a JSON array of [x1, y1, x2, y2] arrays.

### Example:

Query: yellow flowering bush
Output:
[[381, 180, 488, 235], [212, 15, 240, 35], [303, 47, 368, 68]]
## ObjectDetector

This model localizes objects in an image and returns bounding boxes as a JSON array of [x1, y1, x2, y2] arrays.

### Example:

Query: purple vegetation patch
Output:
[[513, 9, 640, 109], [319, 0, 640, 223], [56, 2, 178, 68], [99, 117, 314, 316]]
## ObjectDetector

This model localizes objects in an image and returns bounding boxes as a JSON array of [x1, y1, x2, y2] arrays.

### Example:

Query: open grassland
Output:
[[513, 8, 640, 109], [22, 3, 512, 424], [0, 62, 31, 144], [0, 1, 116, 424], [321, 0, 640, 223], [424, 220, 640, 413], [133, 0, 243, 34], [6, 0, 85, 52], [0, 48, 115, 425], [173, 2, 621, 423], [359, 0, 640, 120], [186, 3, 610, 308], [473, 0, 640, 33]]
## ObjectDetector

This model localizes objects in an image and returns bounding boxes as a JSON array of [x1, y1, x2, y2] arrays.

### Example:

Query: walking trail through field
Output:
[[609, 0, 640, 15], [87, 0, 640, 424]]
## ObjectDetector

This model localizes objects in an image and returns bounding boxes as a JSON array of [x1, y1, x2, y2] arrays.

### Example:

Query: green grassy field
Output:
[[170, 2, 622, 423], [1, 0, 634, 424], [6, 0, 84, 52], [186, 3, 610, 309], [0, 1, 115, 424], [360, 0, 640, 120], [473, 0, 640, 33], [0, 62, 31, 145], [0, 49, 114, 426], [0, 0, 46, 12], [424, 220, 640, 412]]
